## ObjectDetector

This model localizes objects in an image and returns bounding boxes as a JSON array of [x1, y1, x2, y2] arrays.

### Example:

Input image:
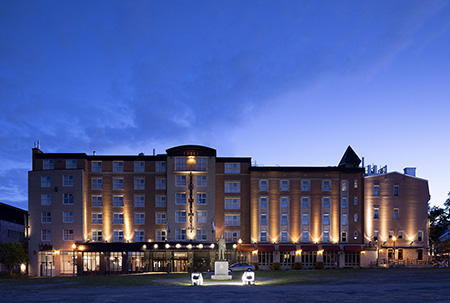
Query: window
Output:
[[155, 195, 166, 207], [196, 157, 208, 171], [156, 161, 166, 172], [196, 229, 207, 241], [175, 229, 186, 240], [281, 231, 288, 242], [280, 180, 289, 191], [196, 193, 207, 205], [197, 175, 207, 186], [225, 198, 240, 209], [225, 181, 240, 193], [63, 193, 74, 205], [301, 180, 310, 191], [373, 230, 379, 241], [155, 213, 166, 225], [41, 212, 51, 223], [354, 179, 358, 188], [92, 178, 102, 190], [302, 214, 309, 226], [323, 231, 330, 242], [373, 208, 379, 219], [341, 180, 348, 191], [134, 195, 145, 207], [260, 231, 267, 242], [301, 197, 309, 209], [92, 230, 102, 242], [354, 213, 358, 222], [41, 176, 51, 187], [354, 197, 358, 205], [341, 232, 347, 242], [113, 178, 124, 190], [322, 180, 331, 191], [113, 230, 124, 242], [353, 230, 358, 240], [113, 195, 124, 207], [41, 194, 51, 205], [260, 196, 268, 209], [66, 159, 77, 169], [196, 211, 207, 223], [134, 161, 145, 172], [342, 197, 347, 209], [398, 230, 403, 240], [63, 229, 74, 241], [63, 211, 74, 223], [156, 178, 166, 190], [224, 230, 240, 242], [341, 214, 347, 226], [156, 230, 166, 241], [175, 193, 186, 205], [394, 185, 399, 196], [281, 214, 288, 225], [322, 197, 330, 209], [135, 230, 145, 242], [175, 175, 186, 186], [175, 157, 187, 171], [113, 213, 124, 224], [418, 230, 423, 242], [113, 161, 124, 172], [302, 231, 309, 242], [41, 230, 51, 241], [225, 163, 240, 174], [394, 208, 399, 220], [374, 185, 379, 196], [323, 214, 330, 225], [92, 213, 103, 224], [225, 214, 240, 226], [280, 196, 289, 209], [260, 214, 267, 225], [134, 213, 145, 225], [91, 195, 103, 207], [134, 177, 145, 190], [175, 211, 187, 223], [92, 161, 102, 172], [388, 230, 394, 239], [43, 159, 54, 170], [259, 180, 268, 191]]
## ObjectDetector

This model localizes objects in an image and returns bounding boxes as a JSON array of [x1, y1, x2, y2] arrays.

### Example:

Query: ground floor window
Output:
[[106, 252, 122, 272], [344, 252, 360, 267], [301, 252, 317, 268], [128, 251, 145, 272], [258, 251, 273, 266], [324, 252, 338, 268], [281, 251, 295, 266], [60, 251, 76, 275], [38, 251, 54, 277], [83, 252, 100, 272]]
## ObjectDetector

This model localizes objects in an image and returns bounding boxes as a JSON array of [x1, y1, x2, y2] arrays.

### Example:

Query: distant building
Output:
[[28, 144, 430, 276]]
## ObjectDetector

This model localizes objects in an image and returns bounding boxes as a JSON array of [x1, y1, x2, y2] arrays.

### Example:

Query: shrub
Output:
[[272, 262, 281, 270], [314, 261, 324, 269], [293, 262, 302, 270], [251, 262, 259, 270]]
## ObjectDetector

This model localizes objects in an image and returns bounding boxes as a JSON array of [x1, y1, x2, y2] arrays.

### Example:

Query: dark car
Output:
[[228, 262, 255, 272]]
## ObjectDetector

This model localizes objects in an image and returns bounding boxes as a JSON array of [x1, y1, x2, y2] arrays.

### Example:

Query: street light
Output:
[[238, 239, 242, 262], [392, 236, 397, 265], [72, 243, 76, 277]]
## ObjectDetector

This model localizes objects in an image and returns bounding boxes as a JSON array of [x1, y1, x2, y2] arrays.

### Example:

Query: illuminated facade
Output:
[[28, 145, 429, 276]]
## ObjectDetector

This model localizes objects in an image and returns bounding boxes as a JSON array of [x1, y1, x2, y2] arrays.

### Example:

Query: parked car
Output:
[[228, 262, 255, 272]]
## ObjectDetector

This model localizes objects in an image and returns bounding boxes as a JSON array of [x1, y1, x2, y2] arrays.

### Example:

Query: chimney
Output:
[[404, 167, 416, 177]]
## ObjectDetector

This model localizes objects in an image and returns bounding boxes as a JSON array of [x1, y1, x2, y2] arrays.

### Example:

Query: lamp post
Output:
[[72, 243, 76, 277], [187, 156, 196, 234], [392, 236, 397, 265], [238, 239, 242, 262]]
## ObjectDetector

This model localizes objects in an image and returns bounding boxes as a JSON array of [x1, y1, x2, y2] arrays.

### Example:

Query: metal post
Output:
[[72, 243, 76, 276]]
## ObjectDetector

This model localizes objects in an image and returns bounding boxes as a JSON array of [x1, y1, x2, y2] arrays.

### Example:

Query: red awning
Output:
[[344, 245, 363, 252], [300, 245, 318, 252], [257, 245, 275, 252], [240, 244, 255, 252], [322, 245, 342, 252], [279, 244, 297, 252]]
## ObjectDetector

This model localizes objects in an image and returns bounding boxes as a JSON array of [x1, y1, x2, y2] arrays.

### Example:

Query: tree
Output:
[[429, 192, 450, 256], [0, 242, 28, 277]]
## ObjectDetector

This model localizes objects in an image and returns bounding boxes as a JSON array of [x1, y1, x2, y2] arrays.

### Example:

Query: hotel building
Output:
[[28, 144, 429, 276]]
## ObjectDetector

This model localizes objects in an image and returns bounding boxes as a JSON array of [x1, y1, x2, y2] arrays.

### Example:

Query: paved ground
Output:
[[1, 268, 449, 302]]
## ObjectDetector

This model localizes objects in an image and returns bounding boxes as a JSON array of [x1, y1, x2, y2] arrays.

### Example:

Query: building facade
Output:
[[28, 144, 430, 276]]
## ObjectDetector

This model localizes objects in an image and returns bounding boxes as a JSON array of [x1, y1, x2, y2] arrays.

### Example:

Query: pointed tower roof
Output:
[[338, 146, 361, 168]]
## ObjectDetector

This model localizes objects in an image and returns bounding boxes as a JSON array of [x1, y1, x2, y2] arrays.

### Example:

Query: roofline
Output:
[[0, 201, 28, 214], [364, 171, 428, 182], [249, 166, 364, 173]]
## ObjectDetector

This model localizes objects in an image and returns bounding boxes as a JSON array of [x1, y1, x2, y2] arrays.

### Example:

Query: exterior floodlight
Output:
[[191, 272, 203, 286], [242, 271, 255, 285]]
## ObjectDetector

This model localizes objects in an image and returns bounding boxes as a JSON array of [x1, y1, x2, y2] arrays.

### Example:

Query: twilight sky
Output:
[[1, 0, 449, 211]]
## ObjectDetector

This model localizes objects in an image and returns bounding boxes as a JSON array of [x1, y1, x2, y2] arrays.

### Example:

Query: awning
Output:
[[322, 245, 342, 252], [344, 245, 363, 252], [279, 244, 297, 252], [300, 245, 318, 252], [240, 244, 255, 252], [257, 245, 275, 252]]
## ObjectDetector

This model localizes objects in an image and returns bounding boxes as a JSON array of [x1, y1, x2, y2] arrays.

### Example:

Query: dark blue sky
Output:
[[1, 0, 450, 210]]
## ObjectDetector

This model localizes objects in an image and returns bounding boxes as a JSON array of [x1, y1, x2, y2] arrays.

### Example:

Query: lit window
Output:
[[91, 195, 103, 207], [175, 193, 186, 205], [43, 159, 54, 170], [113, 178, 124, 190], [156, 161, 166, 173], [41, 230, 51, 241], [280, 180, 289, 191], [41, 176, 51, 187], [225, 198, 240, 209], [301, 180, 310, 191], [66, 159, 77, 169], [322, 180, 331, 191], [196, 193, 207, 205], [196, 175, 207, 186], [63, 193, 74, 205], [175, 211, 187, 223], [225, 163, 240, 174], [134, 230, 145, 242], [113, 161, 124, 172], [175, 229, 186, 240], [155, 213, 166, 225], [341, 180, 348, 191], [92, 161, 102, 172], [394, 208, 399, 220], [225, 181, 240, 193], [354, 179, 358, 188], [92, 178, 102, 190], [41, 212, 51, 223], [92, 230, 102, 242], [63, 229, 74, 241], [134, 177, 145, 190], [134, 195, 145, 207], [113, 195, 124, 207], [156, 178, 166, 190], [373, 208, 379, 219], [394, 186, 399, 197], [225, 214, 240, 226], [113, 213, 124, 224], [134, 213, 145, 225], [92, 213, 103, 224], [113, 230, 124, 242], [196, 229, 207, 241], [259, 180, 268, 191], [63, 211, 74, 223], [176, 175, 186, 186], [134, 161, 145, 172], [41, 194, 51, 205], [196, 211, 207, 223], [155, 195, 166, 207], [374, 185, 380, 196]]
